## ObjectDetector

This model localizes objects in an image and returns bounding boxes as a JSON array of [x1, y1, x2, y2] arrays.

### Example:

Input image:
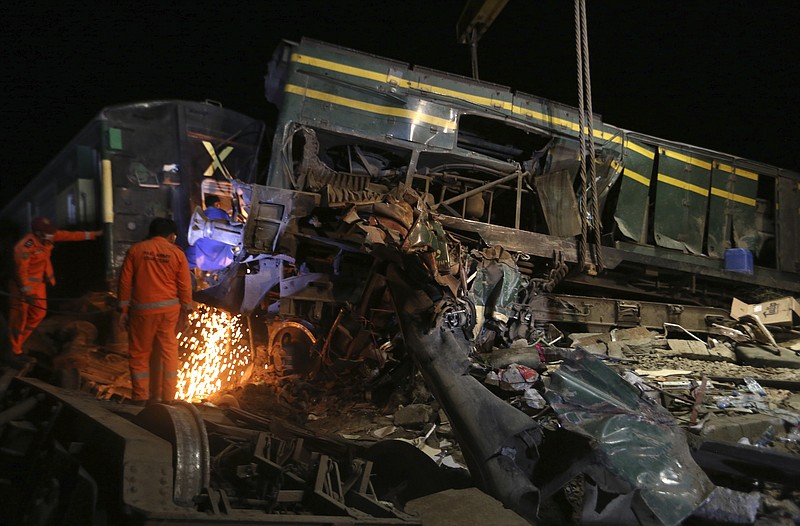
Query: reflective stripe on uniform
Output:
[[131, 298, 179, 311]]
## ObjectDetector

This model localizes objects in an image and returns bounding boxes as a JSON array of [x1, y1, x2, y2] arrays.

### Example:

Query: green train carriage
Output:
[[261, 37, 800, 305]]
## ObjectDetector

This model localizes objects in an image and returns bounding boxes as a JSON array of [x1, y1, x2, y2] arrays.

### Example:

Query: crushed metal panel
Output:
[[594, 138, 624, 214], [545, 348, 714, 526], [241, 256, 285, 313], [706, 161, 759, 258], [467, 246, 524, 337], [242, 185, 319, 254], [654, 147, 712, 254], [543, 136, 580, 176], [613, 139, 655, 244], [776, 174, 800, 273], [535, 169, 581, 237]]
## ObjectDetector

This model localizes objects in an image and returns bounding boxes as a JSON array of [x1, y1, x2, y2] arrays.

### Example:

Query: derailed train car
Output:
[[193, 37, 800, 355], [0, 99, 264, 300], [256, 38, 800, 305], [4, 40, 799, 329]]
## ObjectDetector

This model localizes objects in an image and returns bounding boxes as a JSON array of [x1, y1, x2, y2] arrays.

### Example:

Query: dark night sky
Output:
[[1, 2, 798, 211]]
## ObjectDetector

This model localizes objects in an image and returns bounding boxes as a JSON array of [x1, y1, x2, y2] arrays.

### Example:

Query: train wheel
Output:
[[134, 401, 211, 506]]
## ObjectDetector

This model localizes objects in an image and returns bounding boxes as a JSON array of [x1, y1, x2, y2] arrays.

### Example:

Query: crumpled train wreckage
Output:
[[160, 126, 800, 523], [4, 39, 800, 525], [270, 179, 720, 525], [6, 117, 800, 525], [3, 123, 800, 526]]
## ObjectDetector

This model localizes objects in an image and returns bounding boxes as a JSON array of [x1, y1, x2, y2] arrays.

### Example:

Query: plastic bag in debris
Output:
[[714, 393, 770, 411], [743, 377, 767, 397], [523, 388, 547, 409], [499, 363, 539, 391]]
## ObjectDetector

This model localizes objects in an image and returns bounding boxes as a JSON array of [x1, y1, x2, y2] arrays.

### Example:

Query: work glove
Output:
[[177, 306, 193, 334], [118, 312, 129, 331]]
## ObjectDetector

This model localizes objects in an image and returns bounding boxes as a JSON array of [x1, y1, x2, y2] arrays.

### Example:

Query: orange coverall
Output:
[[117, 236, 192, 402], [9, 230, 100, 355]]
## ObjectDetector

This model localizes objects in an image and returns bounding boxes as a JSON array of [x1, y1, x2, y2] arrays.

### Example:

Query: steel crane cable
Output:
[[574, 0, 589, 272], [580, 0, 603, 272], [575, 0, 603, 274]]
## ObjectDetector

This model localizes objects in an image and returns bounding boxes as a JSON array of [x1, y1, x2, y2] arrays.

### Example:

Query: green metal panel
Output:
[[77, 145, 96, 178], [107, 127, 123, 150], [614, 139, 655, 244], [544, 136, 580, 175], [282, 39, 614, 152], [536, 169, 581, 237], [595, 135, 624, 214], [284, 42, 458, 149], [707, 162, 759, 258], [776, 176, 800, 273], [653, 148, 712, 254]]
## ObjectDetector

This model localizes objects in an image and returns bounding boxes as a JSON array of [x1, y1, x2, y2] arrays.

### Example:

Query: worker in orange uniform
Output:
[[9, 216, 102, 357], [117, 218, 193, 405]]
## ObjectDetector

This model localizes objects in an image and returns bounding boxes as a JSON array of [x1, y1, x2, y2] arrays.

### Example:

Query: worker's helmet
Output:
[[31, 216, 57, 235]]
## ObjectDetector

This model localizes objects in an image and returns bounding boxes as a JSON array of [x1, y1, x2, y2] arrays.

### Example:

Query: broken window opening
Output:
[[291, 127, 411, 182], [457, 114, 550, 164], [411, 149, 542, 231], [286, 126, 415, 207]]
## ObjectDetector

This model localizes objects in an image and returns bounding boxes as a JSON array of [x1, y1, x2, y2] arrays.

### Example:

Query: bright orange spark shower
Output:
[[175, 304, 251, 402]]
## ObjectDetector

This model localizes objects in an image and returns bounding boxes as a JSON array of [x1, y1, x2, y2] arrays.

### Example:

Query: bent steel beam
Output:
[[386, 264, 541, 522]]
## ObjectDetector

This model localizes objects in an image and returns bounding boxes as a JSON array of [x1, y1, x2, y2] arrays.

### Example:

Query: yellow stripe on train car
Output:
[[715, 162, 759, 181], [292, 52, 613, 138], [657, 173, 710, 197], [660, 149, 713, 171], [284, 84, 457, 131], [710, 187, 757, 206], [624, 168, 652, 187]]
